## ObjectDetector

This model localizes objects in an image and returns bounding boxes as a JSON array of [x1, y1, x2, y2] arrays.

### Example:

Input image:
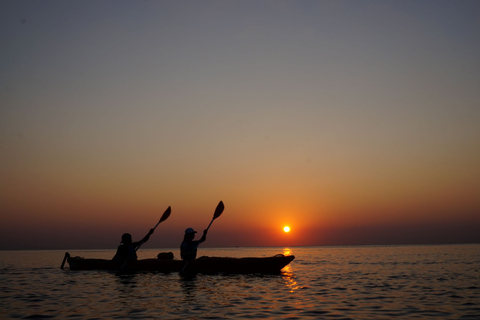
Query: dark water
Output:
[[1, 245, 479, 319]]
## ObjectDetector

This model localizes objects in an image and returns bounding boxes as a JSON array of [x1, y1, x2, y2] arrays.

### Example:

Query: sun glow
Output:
[[283, 226, 290, 233]]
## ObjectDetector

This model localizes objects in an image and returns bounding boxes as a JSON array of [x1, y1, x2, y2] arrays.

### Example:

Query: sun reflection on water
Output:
[[282, 247, 299, 293]]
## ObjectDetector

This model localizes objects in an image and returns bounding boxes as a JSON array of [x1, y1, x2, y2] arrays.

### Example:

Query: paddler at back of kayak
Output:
[[180, 228, 207, 261], [112, 229, 154, 263]]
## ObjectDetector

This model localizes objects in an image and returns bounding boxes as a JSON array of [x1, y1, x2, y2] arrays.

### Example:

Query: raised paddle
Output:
[[206, 201, 224, 232], [136, 206, 171, 252]]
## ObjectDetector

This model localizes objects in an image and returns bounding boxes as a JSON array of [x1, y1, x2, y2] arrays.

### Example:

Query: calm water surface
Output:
[[1, 245, 479, 319]]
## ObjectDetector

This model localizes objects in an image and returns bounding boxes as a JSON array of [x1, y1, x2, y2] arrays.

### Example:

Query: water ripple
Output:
[[1, 245, 479, 319]]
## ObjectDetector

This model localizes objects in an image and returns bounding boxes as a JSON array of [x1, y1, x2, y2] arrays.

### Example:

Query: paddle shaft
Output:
[[135, 206, 171, 252], [206, 218, 215, 232], [153, 219, 163, 230]]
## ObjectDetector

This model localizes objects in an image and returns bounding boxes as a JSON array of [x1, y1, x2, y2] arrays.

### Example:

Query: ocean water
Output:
[[1, 244, 479, 319]]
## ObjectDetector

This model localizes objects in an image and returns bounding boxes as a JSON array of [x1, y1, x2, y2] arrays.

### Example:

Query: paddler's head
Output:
[[184, 228, 197, 241], [121, 233, 132, 244]]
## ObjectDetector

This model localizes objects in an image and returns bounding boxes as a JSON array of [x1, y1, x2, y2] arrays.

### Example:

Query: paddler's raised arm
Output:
[[198, 229, 208, 243], [135, 228, 154, 248]]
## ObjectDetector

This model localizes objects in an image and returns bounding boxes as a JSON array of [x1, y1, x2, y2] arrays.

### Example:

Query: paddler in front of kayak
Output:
[[112, 229, 154, 263], [112, 206, 172, 266]]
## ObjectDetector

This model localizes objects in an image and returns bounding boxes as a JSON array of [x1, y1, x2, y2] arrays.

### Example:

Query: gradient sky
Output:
[[1, 1, 479, 250]]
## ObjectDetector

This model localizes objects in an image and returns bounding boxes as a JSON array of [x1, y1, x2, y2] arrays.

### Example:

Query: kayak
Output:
[[62, 252, 295, 274]]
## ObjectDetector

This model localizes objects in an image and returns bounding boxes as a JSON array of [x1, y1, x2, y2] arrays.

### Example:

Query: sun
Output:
[[283, 226, 291, 233]]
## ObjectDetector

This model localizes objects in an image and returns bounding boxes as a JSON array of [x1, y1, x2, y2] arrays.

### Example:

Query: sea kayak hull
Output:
[[63, 253, 295, 274]]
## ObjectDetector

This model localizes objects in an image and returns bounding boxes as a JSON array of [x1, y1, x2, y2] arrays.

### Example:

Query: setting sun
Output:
[[283, 226, 291, 233]]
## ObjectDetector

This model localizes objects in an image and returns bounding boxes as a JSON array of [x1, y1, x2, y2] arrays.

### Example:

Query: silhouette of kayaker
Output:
[[180, 228, 207, 261], [112, 229, 154, 263]]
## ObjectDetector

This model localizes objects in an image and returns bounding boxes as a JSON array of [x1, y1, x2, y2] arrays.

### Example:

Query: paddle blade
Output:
[[213, 201, 224, 219], [160, 206, 171, 222]]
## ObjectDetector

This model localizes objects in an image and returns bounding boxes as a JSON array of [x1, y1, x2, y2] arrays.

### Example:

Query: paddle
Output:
[[60, 252, 70, 270], [135, 206, 171, 252], [206, 201, 224, 232]]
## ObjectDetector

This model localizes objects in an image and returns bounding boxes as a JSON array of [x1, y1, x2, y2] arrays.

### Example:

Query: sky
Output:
[[1, 0, 479, 250]]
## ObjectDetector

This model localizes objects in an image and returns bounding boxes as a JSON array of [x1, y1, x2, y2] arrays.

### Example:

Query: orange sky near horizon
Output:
[[1, 1, 480, 250]]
